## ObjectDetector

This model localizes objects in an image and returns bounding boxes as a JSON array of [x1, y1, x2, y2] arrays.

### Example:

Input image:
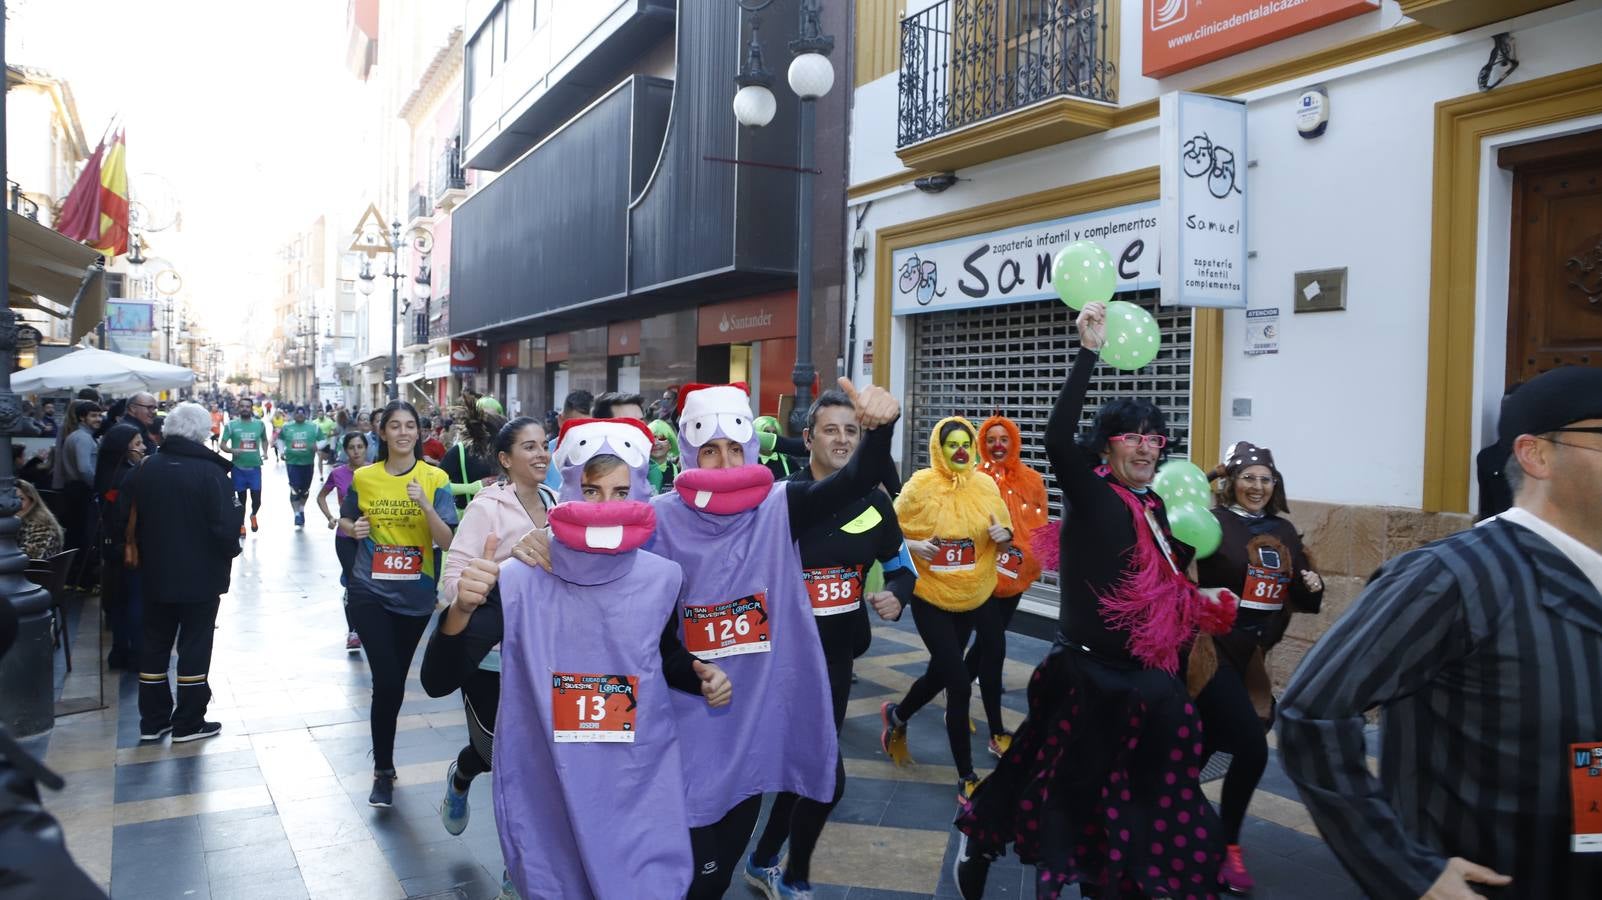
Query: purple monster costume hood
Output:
[[672, 382, 775, 516]]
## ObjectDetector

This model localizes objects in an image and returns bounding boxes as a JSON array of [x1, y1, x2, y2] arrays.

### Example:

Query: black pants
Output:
[[236, 489, 262, 516], [137, 599, 220, 734], [62, 482, 97, 587], [963, 592, 1018, 735], [347, 593, 430, 771], [454, 669, 499, 786], [686, 793, 763, 899], [101, 560, 143, 663], [335, 537, 357, 631], [1195, 656, 1269, 844], [751, 655, 851, 884], [897, 596, 1006, 775]]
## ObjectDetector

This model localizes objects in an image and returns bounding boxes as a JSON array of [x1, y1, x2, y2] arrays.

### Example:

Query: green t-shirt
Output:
[[280, 421, 322, 466], [223, 418, 269, 469], [315, 416, 337, 438]]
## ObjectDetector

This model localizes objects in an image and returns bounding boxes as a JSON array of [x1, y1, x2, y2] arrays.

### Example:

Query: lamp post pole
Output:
[[387, 220, 400, 402], [732, 0, 834, 435], [0, 0, 57, 737]]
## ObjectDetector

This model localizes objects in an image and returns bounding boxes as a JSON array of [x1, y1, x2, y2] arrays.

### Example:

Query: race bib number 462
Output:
[[930, 538, 976, 573], [804, 566, 863, 616], [682, 593, 771, 659], [552, 673, 638, 743], [371, 544, 423, 580]]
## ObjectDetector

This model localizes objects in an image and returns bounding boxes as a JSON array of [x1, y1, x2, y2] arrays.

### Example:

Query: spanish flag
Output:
[[57, 126, 129, 257]]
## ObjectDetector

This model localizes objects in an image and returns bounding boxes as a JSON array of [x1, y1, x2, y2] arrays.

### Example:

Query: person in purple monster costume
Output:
[[474, 417, 732, 899]]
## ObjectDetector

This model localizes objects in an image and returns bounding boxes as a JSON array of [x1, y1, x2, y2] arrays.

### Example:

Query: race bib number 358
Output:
[[371, 544, 423, 581], [804, 566, 863, 616], [552, 673, 639, 743], [682, 593, 771, 659]]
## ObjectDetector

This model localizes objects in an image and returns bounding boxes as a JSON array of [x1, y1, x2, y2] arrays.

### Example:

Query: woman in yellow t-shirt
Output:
[[338, 400, 458, 808]]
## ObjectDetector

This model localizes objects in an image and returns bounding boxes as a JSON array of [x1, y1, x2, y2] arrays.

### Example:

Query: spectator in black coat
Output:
[[96, 423, 147, 670], [126, 403, 244, 743]]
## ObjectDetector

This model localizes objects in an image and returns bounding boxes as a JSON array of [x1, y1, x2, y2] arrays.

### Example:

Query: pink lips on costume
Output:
[[547, 500, 656, 554], [673, 465, 776, 516]]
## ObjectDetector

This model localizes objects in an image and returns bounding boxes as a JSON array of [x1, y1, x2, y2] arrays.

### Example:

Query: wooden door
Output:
[[1500, 130, 1602, 385]]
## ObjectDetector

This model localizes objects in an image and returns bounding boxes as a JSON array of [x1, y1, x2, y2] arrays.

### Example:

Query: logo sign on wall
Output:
[[890, 202, 1161, 316], [1144, 0, 1377, 78], [495, 342, 519, 369], [1160, 92, 1248, 310], [450, 339, 483, 373]]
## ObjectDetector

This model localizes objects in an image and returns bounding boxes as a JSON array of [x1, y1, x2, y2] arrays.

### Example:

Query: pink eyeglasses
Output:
[[1111, 433, 1167, 450]]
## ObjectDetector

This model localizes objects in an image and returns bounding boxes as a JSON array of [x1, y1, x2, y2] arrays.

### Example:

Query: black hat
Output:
[[1219, 440, 1289, 514], [1497, 367, 1602, 448]]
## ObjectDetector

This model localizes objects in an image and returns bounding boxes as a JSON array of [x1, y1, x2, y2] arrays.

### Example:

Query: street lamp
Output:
[[355, 220, 406, 402], [732, 0, 834, 435]]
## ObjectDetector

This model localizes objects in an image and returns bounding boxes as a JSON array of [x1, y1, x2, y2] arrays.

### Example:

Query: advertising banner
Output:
[[1144, 0, 1378, 78], [1160, 92, 1248, 309], [450, 339, 482, 373]]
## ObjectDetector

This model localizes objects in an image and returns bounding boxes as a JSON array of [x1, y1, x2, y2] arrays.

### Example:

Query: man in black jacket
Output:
[[129, 402, 245, 743]]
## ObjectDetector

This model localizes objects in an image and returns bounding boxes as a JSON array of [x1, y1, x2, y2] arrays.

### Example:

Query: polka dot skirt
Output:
[[955, 647, 1223, 899]]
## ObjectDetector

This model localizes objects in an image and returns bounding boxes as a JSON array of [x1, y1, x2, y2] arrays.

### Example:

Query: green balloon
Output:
[[1166, 501, 1222, 558], [1154, 460, 1212, 506], [1101, 300, 1161, 371], [1052, 240, 1116, 311]]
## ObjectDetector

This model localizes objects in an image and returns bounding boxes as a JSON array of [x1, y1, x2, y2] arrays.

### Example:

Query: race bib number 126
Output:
[[682, 593, 771, 659]]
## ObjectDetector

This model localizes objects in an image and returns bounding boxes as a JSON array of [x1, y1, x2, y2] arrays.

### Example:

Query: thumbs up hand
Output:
[[406, 476, 426, 507], [693, 660, 732, 708], [987, 513, 1013, 547], [454, 533, 501, 615], [837, 377, 901, 430]]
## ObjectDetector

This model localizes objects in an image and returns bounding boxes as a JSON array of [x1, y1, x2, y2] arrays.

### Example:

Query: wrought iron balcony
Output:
[[407, 183, 432, 224], [412, 310, 429, 347], [8, 180, 39, 221], [433, 138, 467, 207], [897, 0, 1116, 148], [428, 298, 450, 341]]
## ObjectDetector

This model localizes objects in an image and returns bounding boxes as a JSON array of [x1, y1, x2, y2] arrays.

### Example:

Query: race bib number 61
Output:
[[930, 538, 976, 573], [682, 593, 771, 659]]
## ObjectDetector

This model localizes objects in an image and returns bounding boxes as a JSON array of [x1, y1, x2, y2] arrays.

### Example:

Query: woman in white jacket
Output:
[[420, 417, 555, 844]]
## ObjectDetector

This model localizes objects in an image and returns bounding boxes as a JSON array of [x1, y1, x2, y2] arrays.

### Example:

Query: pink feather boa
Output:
[[1094, 476, 1232, 675]]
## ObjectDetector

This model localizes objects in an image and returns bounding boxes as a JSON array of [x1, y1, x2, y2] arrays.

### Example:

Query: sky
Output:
[[6, 0, 367, 344]]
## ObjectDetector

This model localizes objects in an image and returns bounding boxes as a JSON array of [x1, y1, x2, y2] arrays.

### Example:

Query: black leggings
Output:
[[963, 592, 1019, 733], [454, 669, 499, 786], [1195, 656, 1270, 844], [237, 489, 262, 516], [896, 596, 1006, 774], [751, 655, 851, 884], [346, 592, 430, 772], [686, 793, 763, 899]]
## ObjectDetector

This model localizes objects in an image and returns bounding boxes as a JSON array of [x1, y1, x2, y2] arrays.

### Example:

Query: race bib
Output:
[[1241, 564, 1289, 611], [803, 566, 863, 616], [996, 546, 1024, 580], [682, 593, 771, 659], [930, 538, 976, 573], [370, 544, 422, 581], [552, 673, 638, 743], [1572, 742, 1602, 852], [240, 438, 258, 452], [291, 438, 309, 451]]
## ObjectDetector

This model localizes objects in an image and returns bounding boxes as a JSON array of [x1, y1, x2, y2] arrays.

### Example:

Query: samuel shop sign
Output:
[[891, 202, 1161, 316], [1144, 0, 1378, 78], [1160, 91, 1249, 310]]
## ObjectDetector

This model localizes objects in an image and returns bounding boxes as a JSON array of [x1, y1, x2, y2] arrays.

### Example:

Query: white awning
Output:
[[7, 211, 107, 343], [423, 355, 451, 379], [397, 370, 429, 385]]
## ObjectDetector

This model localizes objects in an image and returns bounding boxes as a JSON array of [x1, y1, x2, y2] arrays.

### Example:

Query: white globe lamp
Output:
[[733, 83, 777, 128], [788, 52, 834, 100]]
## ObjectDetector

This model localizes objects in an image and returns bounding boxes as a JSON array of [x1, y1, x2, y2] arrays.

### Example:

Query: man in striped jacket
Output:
[[1279, 365, 1602, 900]]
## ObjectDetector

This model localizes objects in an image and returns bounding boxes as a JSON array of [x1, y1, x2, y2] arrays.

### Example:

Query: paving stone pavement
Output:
[[35, 456, 1364, 898]]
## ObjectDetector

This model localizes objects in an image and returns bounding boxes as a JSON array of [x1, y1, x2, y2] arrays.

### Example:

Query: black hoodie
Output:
[[127, 436, 244, 604]]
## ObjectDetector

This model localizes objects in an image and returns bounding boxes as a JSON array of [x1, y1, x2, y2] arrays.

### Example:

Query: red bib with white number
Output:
[[1240, 564, 1289, 611], [996, 546, 1024, 581], [291, 438, 309, 450], [240, 438, 258, 452], [803, 566, 863, 617], [371, 544, 423, 581], [552, 673, 639, 743], [930, 538, 977, 573], [1573, 742, 1602, 852], [682, 593, 771, 659]]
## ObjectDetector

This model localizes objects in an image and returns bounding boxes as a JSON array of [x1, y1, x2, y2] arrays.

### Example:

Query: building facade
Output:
[[445, 0, 851, 423], [848, 0, 1602, 676]]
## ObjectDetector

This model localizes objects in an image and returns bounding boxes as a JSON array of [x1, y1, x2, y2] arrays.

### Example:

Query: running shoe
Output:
[[743, 853, 783, 899], [987, 731, 1013, 759], [250, 515, 259, 532], [957, 771, 981, 801], [951, 832, 992, 900], [138, 723, 172, 742], [294, 511, 304, 528], [1219, 843, 1255, 894], [345, 631, 362, 652], [440, 761, 471, 835], [369, 768, 397, 808], [172, 721, 222, 743], [880, 701, 913, 766], [240, 524, 247, 539]]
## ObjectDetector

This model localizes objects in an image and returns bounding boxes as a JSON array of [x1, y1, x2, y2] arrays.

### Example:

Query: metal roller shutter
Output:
[[905, 289, 1194, 615]]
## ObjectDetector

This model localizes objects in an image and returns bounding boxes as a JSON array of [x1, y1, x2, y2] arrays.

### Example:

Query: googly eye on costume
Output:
[[717, 413, 754, 445], [555, 421, 650, 469]]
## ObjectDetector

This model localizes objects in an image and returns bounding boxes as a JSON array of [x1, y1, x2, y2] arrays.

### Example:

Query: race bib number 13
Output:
[[804, 566, 863, 616], [371, 544, 422, 581], [552, 673, 639, 743], [682, 593, 771, 659]]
